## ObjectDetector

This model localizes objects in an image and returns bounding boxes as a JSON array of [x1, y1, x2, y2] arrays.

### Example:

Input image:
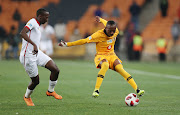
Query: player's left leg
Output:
[[45, 60, 62, 100], [113, 59, 145, 96], [37, 50, 62, 100]]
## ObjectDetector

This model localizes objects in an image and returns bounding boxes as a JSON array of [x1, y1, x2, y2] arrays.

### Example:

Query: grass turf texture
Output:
[[0, 60, 180, 115]]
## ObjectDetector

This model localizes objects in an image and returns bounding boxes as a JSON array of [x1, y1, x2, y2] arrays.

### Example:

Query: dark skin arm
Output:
[[20, 27, 38, 55]]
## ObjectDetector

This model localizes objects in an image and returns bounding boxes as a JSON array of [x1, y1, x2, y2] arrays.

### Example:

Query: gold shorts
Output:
[[94, 54, 122, 70]]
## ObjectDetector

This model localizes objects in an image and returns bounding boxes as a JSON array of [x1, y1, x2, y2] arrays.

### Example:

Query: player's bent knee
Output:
[[103, 62, 109, 67], [50, 65, 60, 74], [32, 80, 39, 86], [54, 67, 60, 74], [114, 64, 123, 72], [102, 62, 109, 70], [36, 80, 40, 85]]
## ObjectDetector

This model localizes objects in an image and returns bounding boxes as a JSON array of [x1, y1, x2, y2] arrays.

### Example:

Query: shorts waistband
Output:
[[95, 52, 115, 56]]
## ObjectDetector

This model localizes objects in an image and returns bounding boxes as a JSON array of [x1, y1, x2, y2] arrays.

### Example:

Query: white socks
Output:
[[25, 80, 57, 98], [48, 80, 57, 92], [25, 88, 33, 98]]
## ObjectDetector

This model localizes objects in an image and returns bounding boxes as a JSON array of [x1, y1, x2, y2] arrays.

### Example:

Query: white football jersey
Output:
[[20, 18, 41, 57]]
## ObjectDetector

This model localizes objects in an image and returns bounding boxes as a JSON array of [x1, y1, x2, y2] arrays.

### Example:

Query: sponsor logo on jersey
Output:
[[107, 45, 112, 50], [107, 39, 112, 44], [27, 23, 32, 27], [89, 36, 92, 40]]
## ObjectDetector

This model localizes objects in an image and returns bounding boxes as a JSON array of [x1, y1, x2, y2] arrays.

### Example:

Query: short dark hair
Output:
[[107, 20, 116, 26], [36, 8, 47, 17]]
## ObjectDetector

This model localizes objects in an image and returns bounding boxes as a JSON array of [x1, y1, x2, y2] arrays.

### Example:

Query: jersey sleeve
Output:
[[100, 18, 107, 27], [85, 31, 102, 43], [67, 39, 88, 46], [67, 31, 103, 46], [25, 19, 35, 30]]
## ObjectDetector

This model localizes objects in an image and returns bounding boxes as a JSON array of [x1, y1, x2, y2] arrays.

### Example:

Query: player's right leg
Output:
[[24, 75, 39, 106], [20, 56, 39, 106], [136, 89, 145, 97], [92, 59, 109, 97]]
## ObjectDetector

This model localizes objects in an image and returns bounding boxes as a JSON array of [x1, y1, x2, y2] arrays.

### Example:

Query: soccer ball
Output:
[[125, 93, 139, 106]]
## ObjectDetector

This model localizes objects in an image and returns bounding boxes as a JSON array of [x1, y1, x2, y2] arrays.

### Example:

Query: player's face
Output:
[[105, 24, 116, 37], [40, 12, 49, 24]]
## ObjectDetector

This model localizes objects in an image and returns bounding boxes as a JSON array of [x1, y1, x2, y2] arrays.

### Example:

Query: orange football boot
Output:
[[46, 91, 62, 100], [24, 96, 35, 106]]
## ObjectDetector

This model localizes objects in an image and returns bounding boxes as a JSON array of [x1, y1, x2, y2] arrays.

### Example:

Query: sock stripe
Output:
[[97, 74, 104, 78], [127, 76, 132, 81]]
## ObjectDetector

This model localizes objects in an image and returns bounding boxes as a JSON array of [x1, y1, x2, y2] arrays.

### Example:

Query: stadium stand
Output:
[[64, 0, 146, 42], [142, 0, 180, 57], [55, 0, 147, 59], [0, 0, 60, 33], [2, 0, 179, 61], [0, 0, 105, 58], [0, 0, 60, 58]]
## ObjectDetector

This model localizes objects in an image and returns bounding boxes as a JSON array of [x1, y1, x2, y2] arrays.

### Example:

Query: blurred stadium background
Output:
[[0, 0, 180, 114], [0, 0, 180, 61]]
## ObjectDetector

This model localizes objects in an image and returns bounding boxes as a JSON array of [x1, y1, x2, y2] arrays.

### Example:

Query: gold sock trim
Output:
[[97, 74, 104, 78], [127, 76, 132, 81]]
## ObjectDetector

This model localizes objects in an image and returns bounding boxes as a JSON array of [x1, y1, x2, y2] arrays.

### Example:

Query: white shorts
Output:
[[19, 50, 52, 77], [40, 40, 53, 56]]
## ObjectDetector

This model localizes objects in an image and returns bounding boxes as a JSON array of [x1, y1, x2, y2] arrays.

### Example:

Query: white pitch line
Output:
[[126, 68, 180, 80], [63, 61, 180, 80]]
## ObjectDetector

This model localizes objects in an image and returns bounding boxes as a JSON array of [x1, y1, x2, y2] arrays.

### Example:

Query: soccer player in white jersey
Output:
[[19, 8, 62, 106], [40, 22, 56, 56]]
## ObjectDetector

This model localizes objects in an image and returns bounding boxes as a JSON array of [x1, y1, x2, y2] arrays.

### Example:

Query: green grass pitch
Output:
[[0, 59, 180, 115]]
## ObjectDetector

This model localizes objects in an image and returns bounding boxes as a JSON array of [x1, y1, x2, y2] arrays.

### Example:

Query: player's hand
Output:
[[58, 40, 67, 47], [95, 16, 101, 22], [32, 44, 38, 55]]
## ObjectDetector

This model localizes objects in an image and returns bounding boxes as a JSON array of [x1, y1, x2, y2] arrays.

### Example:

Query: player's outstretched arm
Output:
[[96, 16, 120, 35], [58, 39, 88, 47], [95, 16, 107, 27]]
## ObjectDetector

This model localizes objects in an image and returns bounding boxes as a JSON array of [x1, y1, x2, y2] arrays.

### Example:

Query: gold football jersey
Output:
[[85, 28, 119, 55]]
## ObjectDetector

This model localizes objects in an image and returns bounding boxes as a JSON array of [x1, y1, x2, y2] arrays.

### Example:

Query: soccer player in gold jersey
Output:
[[59, 16, 145, 97]]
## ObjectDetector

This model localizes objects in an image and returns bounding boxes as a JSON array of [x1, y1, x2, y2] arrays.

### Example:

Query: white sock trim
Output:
[[48, 80, 57, 92], [25, 88, 33, 98]]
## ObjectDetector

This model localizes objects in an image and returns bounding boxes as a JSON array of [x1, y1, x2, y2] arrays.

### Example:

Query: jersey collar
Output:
[[103, 29, 110, 37], [35, 18, 40, 26]]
